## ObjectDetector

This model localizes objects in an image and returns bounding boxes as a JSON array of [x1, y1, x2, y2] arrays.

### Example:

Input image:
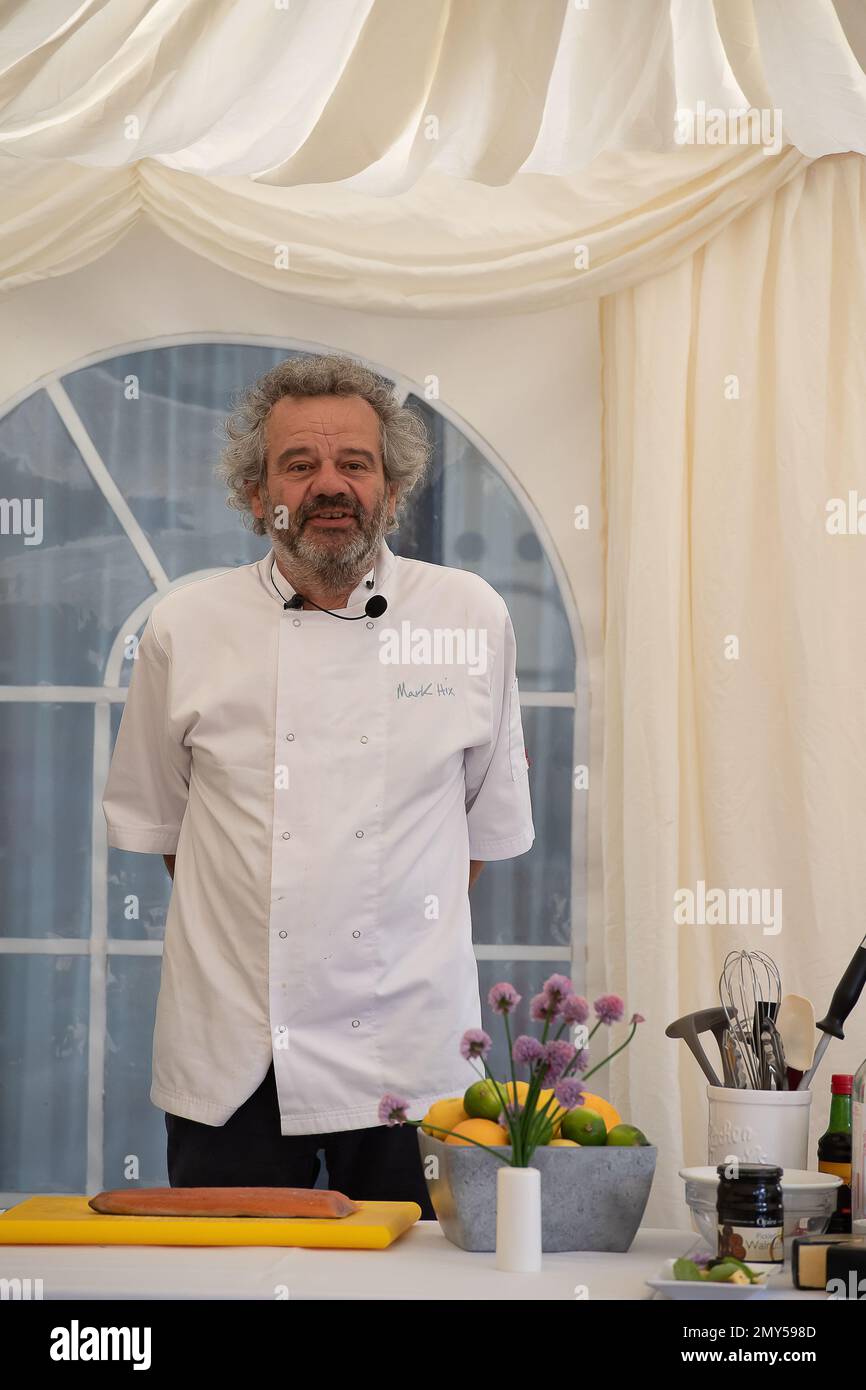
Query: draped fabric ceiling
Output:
[[1, 0, 863, 301], [2, 0, 866, 1225]]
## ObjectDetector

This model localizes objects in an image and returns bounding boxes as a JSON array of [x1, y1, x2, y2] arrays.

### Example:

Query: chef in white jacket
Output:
[[103, 353, 535, 1211]]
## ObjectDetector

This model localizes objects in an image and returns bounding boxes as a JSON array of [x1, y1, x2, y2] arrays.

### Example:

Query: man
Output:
[[103, 353, 535, 1214]]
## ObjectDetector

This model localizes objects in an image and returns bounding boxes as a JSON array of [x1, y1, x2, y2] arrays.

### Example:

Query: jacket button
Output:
[[351, 1020, 360, 1028], [292, 618, 301, 627], [279, 931, 287, 939], [352, 930, 361, 938], [360, 735, 368, 744], [355, 830, 364, 839], [282, 831, 291, 840], [286, 733, 294, 741]]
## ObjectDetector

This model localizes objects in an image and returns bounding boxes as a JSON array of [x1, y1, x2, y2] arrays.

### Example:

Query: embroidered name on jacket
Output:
[[396, 680, 456, 699]]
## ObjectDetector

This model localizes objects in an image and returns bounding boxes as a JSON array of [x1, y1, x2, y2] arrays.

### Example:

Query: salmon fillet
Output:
[[88, 1186, 360, 1218]]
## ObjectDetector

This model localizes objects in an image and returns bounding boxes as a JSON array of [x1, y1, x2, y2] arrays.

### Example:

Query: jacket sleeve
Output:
[[102, 612, 191, 854], [464, 603, 535, 861]]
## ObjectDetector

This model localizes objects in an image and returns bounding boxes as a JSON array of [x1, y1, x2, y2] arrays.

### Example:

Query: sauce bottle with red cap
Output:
[[818, 1073, 853, 1234]]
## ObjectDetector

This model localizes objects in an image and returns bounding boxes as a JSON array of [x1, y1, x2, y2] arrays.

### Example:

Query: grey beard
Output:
[[263, 490, 389, 594]]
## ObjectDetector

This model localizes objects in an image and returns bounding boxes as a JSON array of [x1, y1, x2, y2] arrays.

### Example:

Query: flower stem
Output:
[[581, 1020, 638, 1081]]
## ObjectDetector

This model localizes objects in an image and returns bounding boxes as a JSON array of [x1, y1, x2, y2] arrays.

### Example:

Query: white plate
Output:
[[646, 1257, 772, 1300]]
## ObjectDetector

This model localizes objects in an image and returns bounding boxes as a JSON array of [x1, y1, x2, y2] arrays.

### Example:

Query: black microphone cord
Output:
[[270, 563, 388, 620]]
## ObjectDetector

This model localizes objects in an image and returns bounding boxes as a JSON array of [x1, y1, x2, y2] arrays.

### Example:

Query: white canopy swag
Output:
[[0, 0, 864, 182], [1, 0, 865, 1226]]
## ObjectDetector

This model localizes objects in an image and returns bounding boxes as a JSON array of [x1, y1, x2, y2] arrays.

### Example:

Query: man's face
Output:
[[249, 394, 398, 590]]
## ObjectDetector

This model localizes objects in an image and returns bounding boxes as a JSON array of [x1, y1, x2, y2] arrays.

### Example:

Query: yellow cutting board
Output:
[[0, 1197, 421, 1249]]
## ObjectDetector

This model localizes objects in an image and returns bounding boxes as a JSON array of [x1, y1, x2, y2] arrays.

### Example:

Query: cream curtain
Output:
[[601, 151, 866, 1226], [1, 0, 865, 185]]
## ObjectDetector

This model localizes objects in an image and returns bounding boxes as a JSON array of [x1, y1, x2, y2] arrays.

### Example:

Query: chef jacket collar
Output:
[[263, 536, 397, 612]]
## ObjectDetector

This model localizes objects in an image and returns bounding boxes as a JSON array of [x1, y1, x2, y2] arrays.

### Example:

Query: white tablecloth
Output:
[[0, 1225, 828, 1300]]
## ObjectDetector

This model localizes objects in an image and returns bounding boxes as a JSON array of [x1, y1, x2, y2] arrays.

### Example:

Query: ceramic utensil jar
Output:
[[707, 1085, 812, 1169]]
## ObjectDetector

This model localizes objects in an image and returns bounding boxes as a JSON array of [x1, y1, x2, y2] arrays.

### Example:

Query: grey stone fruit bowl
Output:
[[417, 1131, 657, 1253]]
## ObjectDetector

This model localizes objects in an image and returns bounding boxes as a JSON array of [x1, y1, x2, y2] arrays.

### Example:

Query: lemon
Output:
[[445, 1118, 510, 1147], [421, 1097, 468, 1141], [497, 1080, 529, 1106], [548, 1138, 579, 1147]]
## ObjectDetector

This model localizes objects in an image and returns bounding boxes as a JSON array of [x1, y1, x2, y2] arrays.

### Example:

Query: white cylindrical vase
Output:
[[495, 1165, 542, 1272]]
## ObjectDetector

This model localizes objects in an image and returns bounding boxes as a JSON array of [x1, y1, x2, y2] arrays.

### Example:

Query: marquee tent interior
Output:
[[1, 0, 866, 1228]]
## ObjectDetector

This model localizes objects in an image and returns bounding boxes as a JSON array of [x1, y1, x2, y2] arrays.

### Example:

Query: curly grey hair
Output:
[[215, 352, 432, 537]]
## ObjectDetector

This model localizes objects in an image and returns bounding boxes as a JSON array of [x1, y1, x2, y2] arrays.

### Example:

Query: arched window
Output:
[[0, 338, 587, 1196]]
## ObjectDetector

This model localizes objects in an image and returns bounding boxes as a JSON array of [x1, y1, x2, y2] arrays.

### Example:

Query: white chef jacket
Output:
[[102, 538, 535, 1134]]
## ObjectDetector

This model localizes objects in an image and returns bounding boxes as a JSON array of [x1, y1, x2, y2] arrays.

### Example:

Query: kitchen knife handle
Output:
[[816, 935, 866, 1040]]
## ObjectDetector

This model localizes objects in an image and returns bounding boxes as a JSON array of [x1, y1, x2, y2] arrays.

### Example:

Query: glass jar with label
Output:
[[716, 1163, 784, 1266]]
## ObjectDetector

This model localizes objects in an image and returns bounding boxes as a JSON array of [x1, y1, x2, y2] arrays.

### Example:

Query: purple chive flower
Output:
[[594, 994, 625, 1026], [562, 994, 590, 1025], [631, 1013, 645, 1025], [574, 1047, 590, 1072], [512, 1035, 545, 1067], [542, 1039, 576, 1084], [554, 1077, 585, 1110], [460, 1028, 492, 1061], [378, 1094, 410, 1126], [541, 973, 573, 1007], [488, 982, 522, 1014], [530, 992, 558, 1023]]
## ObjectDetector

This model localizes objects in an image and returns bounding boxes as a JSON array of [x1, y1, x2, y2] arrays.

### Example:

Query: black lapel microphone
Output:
[[273, 565, 387, 620], [286, 591, 388, 621]]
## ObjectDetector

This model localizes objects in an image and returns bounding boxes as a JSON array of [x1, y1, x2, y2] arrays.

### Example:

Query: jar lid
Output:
[[716, 1163, 783, 1179]]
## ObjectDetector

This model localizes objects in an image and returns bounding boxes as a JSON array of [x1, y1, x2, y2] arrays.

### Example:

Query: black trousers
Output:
[[164, 1061, 436, 1219]]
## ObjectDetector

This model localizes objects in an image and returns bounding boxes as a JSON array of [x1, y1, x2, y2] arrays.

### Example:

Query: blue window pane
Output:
[[0, 390, 154, 685], [61, 345, 297, 582], [0, 704, 93, 939], [0, 954, 89, 1192], [470, 707, 573, 948], [107, 704, 171, 939], [396, 397, 575, 691], [104, 956, 167, 1185]]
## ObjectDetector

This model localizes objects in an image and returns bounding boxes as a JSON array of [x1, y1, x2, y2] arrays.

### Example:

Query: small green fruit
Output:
[[606, 1123, 650, 1146], [463, 1080, 503, 1122], [560, 1107, 608, 1146]]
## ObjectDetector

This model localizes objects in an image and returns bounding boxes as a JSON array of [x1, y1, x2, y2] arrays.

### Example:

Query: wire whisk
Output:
[[719, 949, 782, 1089]]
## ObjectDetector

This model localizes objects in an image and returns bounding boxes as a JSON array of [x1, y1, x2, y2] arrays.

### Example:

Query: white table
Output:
[[0, 1225, 829, 1300]]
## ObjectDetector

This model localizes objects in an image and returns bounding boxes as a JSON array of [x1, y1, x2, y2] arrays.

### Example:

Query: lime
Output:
[[463, 1080, 505, 1122], [606, 1123, 650, 1146], [560, 1106, 608, 1146]]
